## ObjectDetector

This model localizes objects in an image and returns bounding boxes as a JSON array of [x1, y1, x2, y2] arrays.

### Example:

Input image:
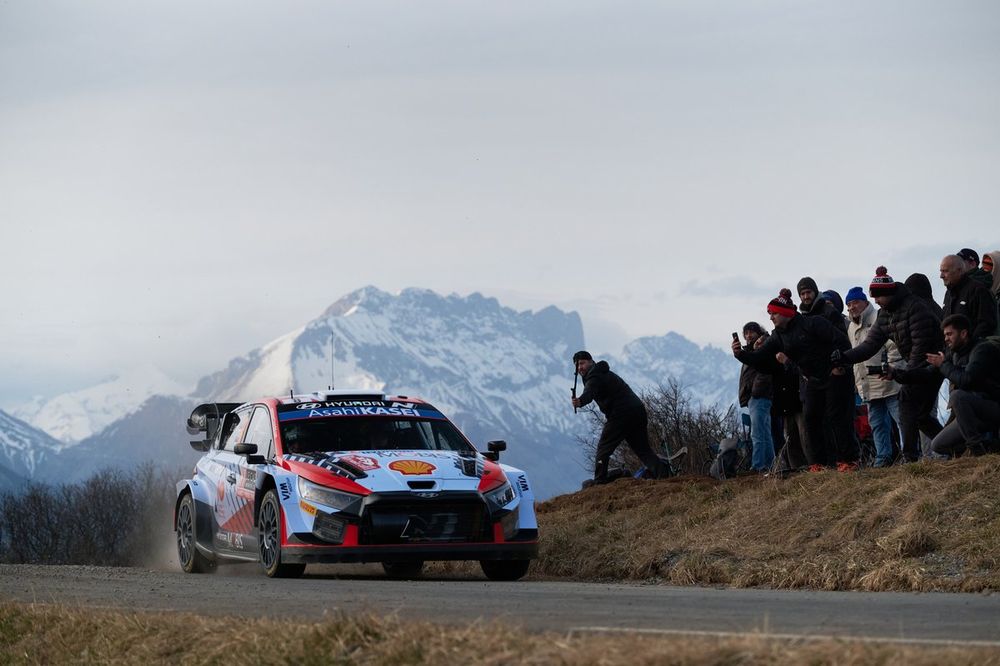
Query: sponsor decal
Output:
[[388, 460, 437, 476], [299, 500, 318, 516], [336, 454, 380, 471], [371, 450, 457, 460], [516, 474, 530, 494], [283, 453, 364, 480], [415, 492, 440, 498], [279, 480, 292, 501], [277, 401, 446, 422]]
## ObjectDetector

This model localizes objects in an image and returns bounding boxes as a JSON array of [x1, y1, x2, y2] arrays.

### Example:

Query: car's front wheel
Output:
[[176, 493, 215, 574], [480, 559, 530, 581], [382, 561, 425, 579], [257, 489, 306, 578]]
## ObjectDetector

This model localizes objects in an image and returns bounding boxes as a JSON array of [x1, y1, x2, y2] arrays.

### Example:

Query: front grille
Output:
[[360, 496, 489, 544]]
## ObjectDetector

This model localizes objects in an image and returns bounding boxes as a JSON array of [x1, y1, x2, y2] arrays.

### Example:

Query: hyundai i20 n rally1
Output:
[[174, 390, 538, 580]]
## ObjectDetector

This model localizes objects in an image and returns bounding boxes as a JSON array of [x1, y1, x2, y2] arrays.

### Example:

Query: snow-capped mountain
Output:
[[193, 287, 591, 496], [0, 410, 63, 484], [9, 364, 189, 444], [4, 287, 738, 498]]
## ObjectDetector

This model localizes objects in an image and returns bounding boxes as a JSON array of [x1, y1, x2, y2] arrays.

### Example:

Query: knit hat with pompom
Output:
[[868, 266, 897, 297], [766, 288, 797, 318]]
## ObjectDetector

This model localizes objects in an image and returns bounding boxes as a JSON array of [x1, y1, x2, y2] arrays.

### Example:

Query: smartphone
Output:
[[732, 332, 739, 342], [865, 365, 883, 375]]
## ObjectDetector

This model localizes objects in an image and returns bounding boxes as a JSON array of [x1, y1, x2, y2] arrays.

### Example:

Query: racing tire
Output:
[[479, 559, 530, 581], [381, 561, 425, 579], [176, 493, 215, 574], [257, 489, 306, 579]]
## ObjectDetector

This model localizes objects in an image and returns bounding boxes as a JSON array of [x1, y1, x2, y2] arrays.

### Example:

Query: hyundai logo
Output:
[[415, 492, 439, 498]]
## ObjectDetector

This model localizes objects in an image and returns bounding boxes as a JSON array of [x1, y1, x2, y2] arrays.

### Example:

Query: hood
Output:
[[822, 290, 844, 314], [585, 360, 610, 379], [986, 251, 1000, 296]]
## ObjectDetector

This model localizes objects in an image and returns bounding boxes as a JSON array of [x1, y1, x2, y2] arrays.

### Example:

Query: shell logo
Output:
[[388, 459, 437, 476]]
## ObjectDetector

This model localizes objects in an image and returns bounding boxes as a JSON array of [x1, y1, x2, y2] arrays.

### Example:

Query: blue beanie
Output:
[[845, 286, 867, 303]]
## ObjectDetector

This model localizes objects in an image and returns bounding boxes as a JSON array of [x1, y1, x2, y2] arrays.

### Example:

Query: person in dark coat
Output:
[[836, 267, 944, 462], [733, 289, 856, 470], [904, 273, 944, 322], [957, 248, 994, 290], [571, 351, 668, 482], [797, 277, 848, 335], [916, 315, 1000, 456], [737, 323, 775, 472], [940, 254, 997, 340]]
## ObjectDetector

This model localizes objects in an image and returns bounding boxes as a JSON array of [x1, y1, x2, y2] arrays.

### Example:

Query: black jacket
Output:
[[801, 295, 848, 336], [904, 273, 945, 322], [842, 284, 943, 370], [737, 313, 850, 383], [897, 337, 1000, 402], [943, 275, 998, 341], [577, 361, 645, 420]]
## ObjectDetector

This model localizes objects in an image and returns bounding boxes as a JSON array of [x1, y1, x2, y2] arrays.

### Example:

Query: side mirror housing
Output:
[[483, 440, 507, 462], [189, 439, 211, 452]]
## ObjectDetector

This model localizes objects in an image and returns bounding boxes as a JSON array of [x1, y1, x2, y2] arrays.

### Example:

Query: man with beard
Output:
[[733, 289, 856, 471], [835, 267, 944, 462], [941, 254, 997, 340], [909, 315, 1000, 457], [571, 351, 669, 483], [797, 277, 848, 334]]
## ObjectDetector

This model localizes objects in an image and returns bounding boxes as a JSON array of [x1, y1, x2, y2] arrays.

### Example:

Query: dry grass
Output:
[[531, 456, 1000, 591], [2, 602, 998, 665]]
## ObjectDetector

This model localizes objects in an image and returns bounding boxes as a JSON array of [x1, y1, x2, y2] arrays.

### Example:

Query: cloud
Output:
[[675, 276, 776, 299]]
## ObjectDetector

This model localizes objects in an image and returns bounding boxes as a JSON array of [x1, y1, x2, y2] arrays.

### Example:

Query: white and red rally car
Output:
[[174, 390, 537, 580]]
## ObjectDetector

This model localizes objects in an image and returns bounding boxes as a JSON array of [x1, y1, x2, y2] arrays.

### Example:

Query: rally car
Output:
[[174, 390, 538, 580]]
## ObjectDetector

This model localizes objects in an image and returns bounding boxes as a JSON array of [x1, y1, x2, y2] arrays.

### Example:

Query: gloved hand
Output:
[[830, 349, 843, 365]]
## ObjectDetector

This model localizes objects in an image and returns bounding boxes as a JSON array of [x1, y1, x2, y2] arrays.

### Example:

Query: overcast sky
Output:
[[1, 0, 998, 405]]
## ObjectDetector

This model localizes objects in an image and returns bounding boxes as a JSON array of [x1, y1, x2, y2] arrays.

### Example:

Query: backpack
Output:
[[709, 438, 740, 480]]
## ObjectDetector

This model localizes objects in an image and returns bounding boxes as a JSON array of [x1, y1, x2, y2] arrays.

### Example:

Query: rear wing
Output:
[[187, 402, 242, 451]]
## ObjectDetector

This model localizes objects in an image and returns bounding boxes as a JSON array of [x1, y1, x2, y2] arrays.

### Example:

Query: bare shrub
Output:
[[577, 378, 738, 477], [0, 465, 177, 566]]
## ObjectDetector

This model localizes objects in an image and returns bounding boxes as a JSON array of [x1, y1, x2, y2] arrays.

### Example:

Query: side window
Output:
[[244, 407, 275, 459], [220, 409, 249, 452]]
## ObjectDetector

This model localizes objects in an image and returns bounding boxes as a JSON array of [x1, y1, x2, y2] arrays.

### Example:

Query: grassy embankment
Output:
[[2, 603, 998, 665], [531, 455, 1000, 591]]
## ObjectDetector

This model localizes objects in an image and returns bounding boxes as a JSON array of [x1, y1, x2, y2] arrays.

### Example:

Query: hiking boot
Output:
[[807, 464, 825, 473], [837, 461, 859, 473]]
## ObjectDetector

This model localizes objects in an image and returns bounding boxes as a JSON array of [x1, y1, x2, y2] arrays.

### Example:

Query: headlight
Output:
[[485, 481, 516, 510], [297, 477, 362, 512]]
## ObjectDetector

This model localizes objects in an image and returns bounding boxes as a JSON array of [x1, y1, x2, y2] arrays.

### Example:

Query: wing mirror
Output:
[[483, 440, 507, 462], [233, 442, 258, 455]]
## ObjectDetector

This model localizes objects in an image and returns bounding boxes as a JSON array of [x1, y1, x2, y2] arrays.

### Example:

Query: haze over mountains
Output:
[[0, 287, 737, 498]]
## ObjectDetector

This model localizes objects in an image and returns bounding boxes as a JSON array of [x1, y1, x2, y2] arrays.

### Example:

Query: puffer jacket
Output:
[[848, 302, 901, 401], [904, 273, 944, 321], [577, 360, 645, 419], [896, 336, 1000, 402], [842, 283, 943, 370], [738, 313, 850, 383]]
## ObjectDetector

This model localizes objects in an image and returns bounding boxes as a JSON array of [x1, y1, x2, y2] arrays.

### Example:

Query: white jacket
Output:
[[848, 302, 902, 401]]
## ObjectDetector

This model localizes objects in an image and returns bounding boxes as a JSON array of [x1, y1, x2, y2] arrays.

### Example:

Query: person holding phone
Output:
[[736, 323, 775, 473]]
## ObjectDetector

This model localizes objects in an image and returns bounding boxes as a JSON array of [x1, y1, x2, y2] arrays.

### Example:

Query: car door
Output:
[[212, 405, 254, 555]]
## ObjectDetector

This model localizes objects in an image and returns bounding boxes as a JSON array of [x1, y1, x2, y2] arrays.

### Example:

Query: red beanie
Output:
[[869, 266, 897, 297], [767, 288, 797, 317]]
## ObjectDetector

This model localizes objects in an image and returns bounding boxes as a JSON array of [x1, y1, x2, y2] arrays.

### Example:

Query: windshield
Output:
[[279, 417, 474, 455]]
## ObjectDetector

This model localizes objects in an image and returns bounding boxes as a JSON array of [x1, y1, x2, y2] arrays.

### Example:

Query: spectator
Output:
[[957, 248, 993, 290], [737, 322, 775, 473], [845, 286, 903, 467], [571, 351, 669, 482], [941, 254, 997, 340], [733, 289, 856, 471], [904, 273, 944, 321], [982, 250, 1000, 336], [924, 315, 1000, 457], [836, 267, 944, 462], [798, 277, 848, 334]]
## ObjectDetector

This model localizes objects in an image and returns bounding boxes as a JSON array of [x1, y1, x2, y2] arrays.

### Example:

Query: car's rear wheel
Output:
[[382, 561, 425, 579], [258, 489, 306, 578], [479, 559, 530, 581], [176, 493, 214, 574]]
